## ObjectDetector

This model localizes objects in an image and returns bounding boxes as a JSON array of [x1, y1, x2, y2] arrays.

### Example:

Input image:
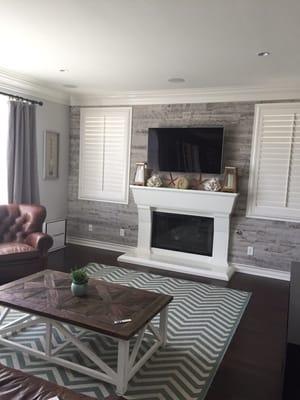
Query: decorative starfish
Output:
[[190, 173, 203, 189], [165, 172, 178, 187]]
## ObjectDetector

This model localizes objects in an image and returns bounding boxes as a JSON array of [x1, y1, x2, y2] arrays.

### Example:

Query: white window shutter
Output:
[[247, 103, 300, 222], [79, 107, 132, 203], [287, 113, 300, 209]]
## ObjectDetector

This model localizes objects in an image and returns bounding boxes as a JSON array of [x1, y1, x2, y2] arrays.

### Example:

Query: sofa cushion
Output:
[[0, 242, 38, 261]]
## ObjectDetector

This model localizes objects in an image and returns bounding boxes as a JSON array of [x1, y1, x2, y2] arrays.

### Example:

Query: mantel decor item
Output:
[[202, 177, 222, 192], [190, 173, 203, 190], [71, 267, 89, 297], [222, 167, 238, 193], [165, 172, 178, 187], [147, 173, 163, 187], [133, 162, 148, 186], [44, 131, 59, 180], [174, 176, 189, 190]]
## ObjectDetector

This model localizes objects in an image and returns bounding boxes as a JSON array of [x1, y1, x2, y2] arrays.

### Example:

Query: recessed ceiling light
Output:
[[257, 51, 270, 57], [63, 84, 78, 89], [168, 77, 185, 83], [59, 68, 68, 72]]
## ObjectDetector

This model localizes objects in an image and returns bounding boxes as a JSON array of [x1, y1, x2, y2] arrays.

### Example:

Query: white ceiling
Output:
[[0, 0, 300, 97]]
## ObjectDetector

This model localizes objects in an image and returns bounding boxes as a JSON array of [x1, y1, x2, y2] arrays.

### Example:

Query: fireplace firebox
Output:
[[151, 212, 214, 256]]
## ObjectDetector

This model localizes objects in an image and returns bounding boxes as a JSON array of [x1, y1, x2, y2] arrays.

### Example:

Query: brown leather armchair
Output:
[[0, 204, 53, 284]]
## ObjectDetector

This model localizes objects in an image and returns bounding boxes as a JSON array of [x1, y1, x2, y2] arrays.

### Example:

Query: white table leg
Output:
[[159, 305, 169, 347], [0, 307, 9, 324], [117, 339, 130, 395], [0, 306, 169, 393], [45, 322, 52, 356]]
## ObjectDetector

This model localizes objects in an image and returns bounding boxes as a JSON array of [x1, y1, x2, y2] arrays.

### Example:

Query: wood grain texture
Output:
[[0, 269, 172, 340], [67, 102, 300, 272]]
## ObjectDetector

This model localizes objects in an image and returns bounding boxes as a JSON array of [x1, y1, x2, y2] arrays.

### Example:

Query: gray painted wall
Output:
[[36, 100, 69, 221], [67, 102, 300, 272]]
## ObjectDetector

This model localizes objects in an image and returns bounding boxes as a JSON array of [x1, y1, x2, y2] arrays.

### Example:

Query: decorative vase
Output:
[[71, 282, 88, 297]]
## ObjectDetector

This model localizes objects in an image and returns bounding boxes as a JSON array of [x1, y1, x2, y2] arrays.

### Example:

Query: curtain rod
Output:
[[0, 91, 43, 106]]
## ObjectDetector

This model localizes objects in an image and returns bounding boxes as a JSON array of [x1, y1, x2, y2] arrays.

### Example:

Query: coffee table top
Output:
[[0, 269, 173, 340]]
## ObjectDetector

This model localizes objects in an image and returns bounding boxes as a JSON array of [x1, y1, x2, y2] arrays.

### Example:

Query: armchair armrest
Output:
[[25, 233, 54, 256]]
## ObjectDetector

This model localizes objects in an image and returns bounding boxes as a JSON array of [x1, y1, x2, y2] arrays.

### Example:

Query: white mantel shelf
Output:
[[129, 185, 238, 215], [118, 185, 239, 281]]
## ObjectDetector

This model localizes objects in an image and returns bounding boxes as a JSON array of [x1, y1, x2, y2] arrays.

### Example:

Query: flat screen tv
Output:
[[147, 127, 224, 173]]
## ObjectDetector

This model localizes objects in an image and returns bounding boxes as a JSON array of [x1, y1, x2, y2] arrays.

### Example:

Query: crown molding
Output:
[[1, 68, 300, 107], [0, 69, 70, 105], [70, 85, 300, 106]]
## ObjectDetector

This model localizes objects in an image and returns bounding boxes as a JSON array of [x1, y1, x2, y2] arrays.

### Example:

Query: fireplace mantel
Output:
[[118, 185, 239, 281], [128, 185, 238, 215]]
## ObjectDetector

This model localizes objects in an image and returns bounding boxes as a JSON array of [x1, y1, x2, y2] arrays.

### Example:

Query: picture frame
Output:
[[44, 131, 59, 180]]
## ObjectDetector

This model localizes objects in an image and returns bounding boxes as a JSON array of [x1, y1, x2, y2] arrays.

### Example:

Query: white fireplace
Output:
[[118, 185, 239, 281]]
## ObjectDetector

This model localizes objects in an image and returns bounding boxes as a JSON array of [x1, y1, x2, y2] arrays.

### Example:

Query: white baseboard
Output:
[[232, 263, 290, 281], [66, 235, 133, 254], [66, 236, 291, 281], [49, 245, 66, 253]]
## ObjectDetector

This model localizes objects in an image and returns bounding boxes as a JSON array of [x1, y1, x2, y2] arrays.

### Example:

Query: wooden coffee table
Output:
[[0, 269, 173, 394]]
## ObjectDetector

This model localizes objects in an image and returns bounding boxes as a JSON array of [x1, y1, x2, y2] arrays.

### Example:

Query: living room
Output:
[[0, 1, 299, 399]]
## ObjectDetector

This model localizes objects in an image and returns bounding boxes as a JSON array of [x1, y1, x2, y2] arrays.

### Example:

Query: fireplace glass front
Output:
[[151, 212, 214, 256]]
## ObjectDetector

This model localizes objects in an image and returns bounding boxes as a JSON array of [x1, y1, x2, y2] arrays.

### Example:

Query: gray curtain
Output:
[[7, 100, 40, 204]]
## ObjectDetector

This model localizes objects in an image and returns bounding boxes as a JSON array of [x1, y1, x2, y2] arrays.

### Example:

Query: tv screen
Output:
[[147, 127, 224, 174]]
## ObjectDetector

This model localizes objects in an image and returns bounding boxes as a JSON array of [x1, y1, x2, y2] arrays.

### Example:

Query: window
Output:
[[0, 95, 9, 204], [247, 103, 300, 222], [79, 107, 132, 204]]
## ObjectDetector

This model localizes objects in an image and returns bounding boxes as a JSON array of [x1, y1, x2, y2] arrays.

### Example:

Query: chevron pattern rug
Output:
[[0, 264, 250, 400]]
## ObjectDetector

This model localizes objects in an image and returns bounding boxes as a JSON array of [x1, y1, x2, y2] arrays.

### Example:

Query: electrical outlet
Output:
[[120, 228, 125, 237], [247, 246, 254, 256], [88, 224, 93, 232]]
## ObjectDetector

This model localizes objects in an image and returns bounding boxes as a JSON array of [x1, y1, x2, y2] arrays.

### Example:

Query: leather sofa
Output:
[[0, 362, 95, 399], [0, 204, 53, 284]]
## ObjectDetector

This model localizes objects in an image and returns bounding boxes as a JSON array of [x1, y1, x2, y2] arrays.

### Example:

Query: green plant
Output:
[[71, 268, 89, 285]]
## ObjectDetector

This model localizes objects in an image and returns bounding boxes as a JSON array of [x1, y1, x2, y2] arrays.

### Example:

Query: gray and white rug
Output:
[[0, 264, 250, 400]]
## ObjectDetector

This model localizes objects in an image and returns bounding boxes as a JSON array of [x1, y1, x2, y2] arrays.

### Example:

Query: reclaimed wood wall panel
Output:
[[68, 103, 300, 272]]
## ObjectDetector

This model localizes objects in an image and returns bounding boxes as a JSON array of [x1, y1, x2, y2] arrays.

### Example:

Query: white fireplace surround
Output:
[[118, 185, 239, 281]]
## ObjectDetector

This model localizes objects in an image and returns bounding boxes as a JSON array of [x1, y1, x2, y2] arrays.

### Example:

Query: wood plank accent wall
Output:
[[68, 102, 300, 272]]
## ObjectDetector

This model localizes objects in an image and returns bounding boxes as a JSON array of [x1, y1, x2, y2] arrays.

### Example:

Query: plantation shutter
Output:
[[247, 103, 300, 222], [79, 107, 132, 203]]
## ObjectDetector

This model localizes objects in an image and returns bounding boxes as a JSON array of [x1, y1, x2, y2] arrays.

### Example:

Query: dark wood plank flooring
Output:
[[48, 244, 289, 400]]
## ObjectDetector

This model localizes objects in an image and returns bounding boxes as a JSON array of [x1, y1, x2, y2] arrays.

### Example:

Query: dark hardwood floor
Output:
[[48, 244, 290, 400]]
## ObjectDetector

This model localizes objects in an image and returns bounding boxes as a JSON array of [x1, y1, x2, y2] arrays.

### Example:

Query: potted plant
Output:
[[71, 267, 89, 297]]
